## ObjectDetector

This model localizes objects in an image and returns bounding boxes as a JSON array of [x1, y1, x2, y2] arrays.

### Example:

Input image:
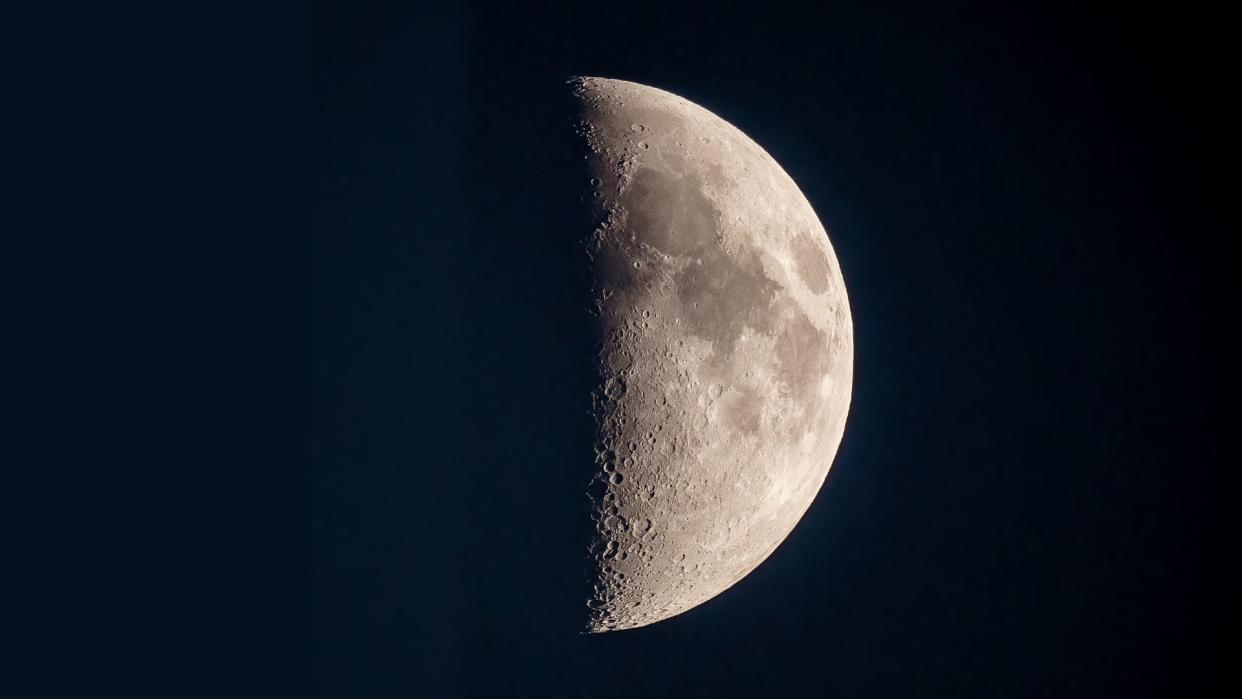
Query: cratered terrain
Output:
[[571, 78, 855, 633]]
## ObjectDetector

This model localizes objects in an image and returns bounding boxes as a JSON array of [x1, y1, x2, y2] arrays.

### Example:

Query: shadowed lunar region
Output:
[[573, 78, 854, 632]]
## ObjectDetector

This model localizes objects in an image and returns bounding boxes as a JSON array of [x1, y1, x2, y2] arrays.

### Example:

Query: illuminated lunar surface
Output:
[[574, 77, 854, 633]]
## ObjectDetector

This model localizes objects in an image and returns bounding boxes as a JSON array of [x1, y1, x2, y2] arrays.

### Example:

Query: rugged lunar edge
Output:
[[573, 77, 854, 633]]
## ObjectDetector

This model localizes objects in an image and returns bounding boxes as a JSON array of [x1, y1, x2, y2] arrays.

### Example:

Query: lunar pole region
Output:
[[572, 77, 854, 632]]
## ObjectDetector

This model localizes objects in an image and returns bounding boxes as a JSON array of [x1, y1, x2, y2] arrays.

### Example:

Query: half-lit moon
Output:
[[574, 77, 853, 632]]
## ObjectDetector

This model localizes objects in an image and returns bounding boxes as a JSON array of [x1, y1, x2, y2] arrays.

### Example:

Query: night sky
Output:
[[311, 2, 1229, 696]]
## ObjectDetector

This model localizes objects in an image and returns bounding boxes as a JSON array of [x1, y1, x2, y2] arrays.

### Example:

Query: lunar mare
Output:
[[573, 78, 853, 632]]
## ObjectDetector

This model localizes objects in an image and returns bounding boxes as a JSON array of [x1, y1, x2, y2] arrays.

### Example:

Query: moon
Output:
[[573, 77, 854, 633]]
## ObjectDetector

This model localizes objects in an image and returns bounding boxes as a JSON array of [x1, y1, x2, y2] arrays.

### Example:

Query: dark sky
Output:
[[311, 2, 1229, 696]]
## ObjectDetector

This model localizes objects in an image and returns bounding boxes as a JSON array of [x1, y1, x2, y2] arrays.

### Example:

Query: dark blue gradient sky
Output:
[[310, 2, 1229, 696]]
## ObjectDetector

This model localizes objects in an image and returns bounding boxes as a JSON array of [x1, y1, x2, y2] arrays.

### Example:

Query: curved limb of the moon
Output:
[[575, 77, 853, 632]]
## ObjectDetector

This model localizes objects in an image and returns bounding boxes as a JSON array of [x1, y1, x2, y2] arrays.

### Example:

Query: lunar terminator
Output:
[[574, 77, 853, 632]]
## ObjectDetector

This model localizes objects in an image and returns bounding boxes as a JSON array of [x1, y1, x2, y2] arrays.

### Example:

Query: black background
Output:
[[311, 2, 1231, 696]]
